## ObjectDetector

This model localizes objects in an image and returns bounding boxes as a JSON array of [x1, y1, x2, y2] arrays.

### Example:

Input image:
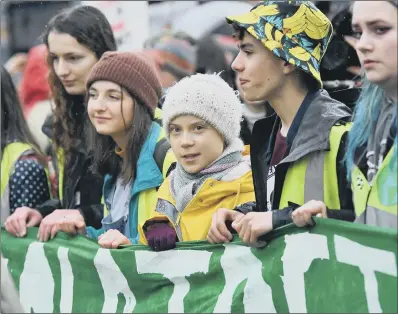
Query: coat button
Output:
[[209, 183, 214, 187], [199, 199, 204, 203]]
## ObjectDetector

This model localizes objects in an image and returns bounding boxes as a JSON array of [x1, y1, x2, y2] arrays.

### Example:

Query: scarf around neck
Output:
[[169, 138, 244, 213]]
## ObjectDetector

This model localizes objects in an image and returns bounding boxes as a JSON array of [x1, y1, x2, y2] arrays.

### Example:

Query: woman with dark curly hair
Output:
[[5, 5, 117, 241]]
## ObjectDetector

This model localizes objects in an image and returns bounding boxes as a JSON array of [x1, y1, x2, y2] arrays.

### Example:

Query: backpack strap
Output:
[[154, 138, 175, 178]]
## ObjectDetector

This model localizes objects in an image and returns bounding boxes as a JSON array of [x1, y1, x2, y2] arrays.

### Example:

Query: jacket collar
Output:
[[280, 89, 352, 164], [286, 90, 320, 147], [103, 122, 164, 200]]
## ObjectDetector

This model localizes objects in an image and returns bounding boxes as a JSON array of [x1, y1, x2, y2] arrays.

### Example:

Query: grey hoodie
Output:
[[250, 89, 352, 213], [282, 89, 352, 165]]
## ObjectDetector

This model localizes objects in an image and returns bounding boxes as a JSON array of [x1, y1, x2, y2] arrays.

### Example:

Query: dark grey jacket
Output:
[[247, 89, 355, 226]]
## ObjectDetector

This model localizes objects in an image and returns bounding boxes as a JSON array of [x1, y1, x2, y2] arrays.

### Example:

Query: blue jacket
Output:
[[86, 122, 165, 244]]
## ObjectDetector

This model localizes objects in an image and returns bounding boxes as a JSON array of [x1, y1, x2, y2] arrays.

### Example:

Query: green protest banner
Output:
[[1, 218, 397, 313]]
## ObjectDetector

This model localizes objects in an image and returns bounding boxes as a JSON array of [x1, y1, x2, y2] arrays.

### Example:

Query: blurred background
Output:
[[0, 0, 361, 97]]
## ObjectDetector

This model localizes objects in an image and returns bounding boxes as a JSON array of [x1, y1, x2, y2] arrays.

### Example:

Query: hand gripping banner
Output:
[[1, 218, 397, 313]]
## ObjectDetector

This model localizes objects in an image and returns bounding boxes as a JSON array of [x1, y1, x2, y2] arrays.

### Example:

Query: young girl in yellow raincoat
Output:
[[139, 73, 255, 251]]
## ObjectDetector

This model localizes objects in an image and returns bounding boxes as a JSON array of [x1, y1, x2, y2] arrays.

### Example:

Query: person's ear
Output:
[[282, 60, 296, 75]]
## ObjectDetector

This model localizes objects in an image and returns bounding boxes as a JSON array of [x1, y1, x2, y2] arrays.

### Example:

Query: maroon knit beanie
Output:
[[86, 51, 162, 116]]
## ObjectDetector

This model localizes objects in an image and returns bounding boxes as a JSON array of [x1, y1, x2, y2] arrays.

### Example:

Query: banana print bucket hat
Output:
[[226, 1, 333, 87]]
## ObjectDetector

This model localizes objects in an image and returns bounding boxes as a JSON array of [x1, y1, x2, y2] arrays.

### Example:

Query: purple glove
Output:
[[146, 223, 177, 251]]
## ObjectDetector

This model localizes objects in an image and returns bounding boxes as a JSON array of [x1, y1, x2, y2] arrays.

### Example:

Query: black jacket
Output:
[[243, 89, 356, 227], [240, 117, 252, 146], [37, 114, 103, 228], [239, 102, 274, 146]]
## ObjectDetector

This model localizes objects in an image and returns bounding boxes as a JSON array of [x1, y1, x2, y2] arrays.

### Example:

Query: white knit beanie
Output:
[[162, 73, 243, 145]]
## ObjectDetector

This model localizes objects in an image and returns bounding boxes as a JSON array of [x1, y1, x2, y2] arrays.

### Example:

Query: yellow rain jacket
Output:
[[139, 162, 255, 243]]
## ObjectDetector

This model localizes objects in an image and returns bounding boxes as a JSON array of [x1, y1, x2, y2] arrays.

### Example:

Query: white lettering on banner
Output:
[[58, 247, 73, 313], [19, 242, 54, 313], [94, 249, 136, 313], [11, 234, 397, 313], [282, 233, 330, 313], [135, 250, 212, 313], [214, 245, 276, 313], [267, 166, 276, 210], [334, 235, 397, 313]]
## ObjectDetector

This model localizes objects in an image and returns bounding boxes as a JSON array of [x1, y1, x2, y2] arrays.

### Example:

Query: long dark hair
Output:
[[42, 5, 117, 160], [87, 90, 153, 184], [1, 66, 45, 161]]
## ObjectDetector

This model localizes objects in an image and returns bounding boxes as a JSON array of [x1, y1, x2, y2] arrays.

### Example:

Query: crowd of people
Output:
[[1, 0, 397, 254]]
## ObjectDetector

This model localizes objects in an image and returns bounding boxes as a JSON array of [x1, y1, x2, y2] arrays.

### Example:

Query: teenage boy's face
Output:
[[232, 32, 285, 102], [168, 115, 224, 174]]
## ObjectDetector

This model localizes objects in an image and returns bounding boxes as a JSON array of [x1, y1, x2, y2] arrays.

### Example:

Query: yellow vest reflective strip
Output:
[[352, 145, 397, 229], [279, 123, 351, 209]]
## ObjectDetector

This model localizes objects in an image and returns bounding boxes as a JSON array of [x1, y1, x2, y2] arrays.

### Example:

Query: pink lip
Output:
[[182, 154, 200, 162], [363, 61, 378, 69], [62, 80, 75, 87], [363, 59, 377, 65], [239, 79, 249, 86], [95, 117, 111, 123]]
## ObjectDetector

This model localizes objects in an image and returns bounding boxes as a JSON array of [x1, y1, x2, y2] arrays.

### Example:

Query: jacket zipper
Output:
[[170, 213, 182, 242]]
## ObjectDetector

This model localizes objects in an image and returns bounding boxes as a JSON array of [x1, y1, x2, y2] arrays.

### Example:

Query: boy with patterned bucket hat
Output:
[[229, 0, 332, 87], [207, 1, 355, 246]]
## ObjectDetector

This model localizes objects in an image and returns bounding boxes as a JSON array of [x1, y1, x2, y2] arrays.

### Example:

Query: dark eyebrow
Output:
[[238, 43, 255, 50], [367, 20, 389, 26], [49, 52, 81, 57], [107, 89, 122, 94], [352, 19, 389, 29], [88, 87, 121, 94], [168, 123, 180, 131]]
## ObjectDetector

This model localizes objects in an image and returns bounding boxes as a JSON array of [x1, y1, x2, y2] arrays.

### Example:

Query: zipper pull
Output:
[[176, 213, 181, 226]]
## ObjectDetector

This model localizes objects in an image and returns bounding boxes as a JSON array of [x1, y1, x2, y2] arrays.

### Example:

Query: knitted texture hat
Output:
[[86, 51, 162, 115], [145, 40, 197, 82], [162, 73, 243, 145], [226, 1, 334, 87], [145, 32, 197, 72]]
